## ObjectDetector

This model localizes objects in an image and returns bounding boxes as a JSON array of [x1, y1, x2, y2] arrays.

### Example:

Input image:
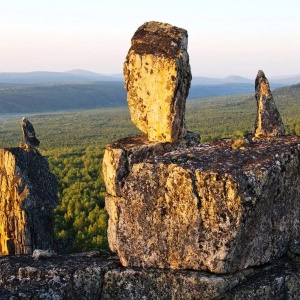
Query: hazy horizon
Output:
[[1, 69, 300, 81], [1, 0, 300, 78]]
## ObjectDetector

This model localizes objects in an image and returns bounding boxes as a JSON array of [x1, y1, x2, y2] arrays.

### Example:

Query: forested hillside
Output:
[[1, 85, 300, 253]]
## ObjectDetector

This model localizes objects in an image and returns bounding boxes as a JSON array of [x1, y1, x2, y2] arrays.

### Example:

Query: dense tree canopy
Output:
[[0, 84, 299, 252]]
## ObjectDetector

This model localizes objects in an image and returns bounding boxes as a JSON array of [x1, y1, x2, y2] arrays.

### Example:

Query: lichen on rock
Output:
[[124, 21, 192, 142]]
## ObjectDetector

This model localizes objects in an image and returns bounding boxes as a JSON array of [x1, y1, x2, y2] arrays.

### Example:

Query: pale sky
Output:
[[1, 0, 300, 78]]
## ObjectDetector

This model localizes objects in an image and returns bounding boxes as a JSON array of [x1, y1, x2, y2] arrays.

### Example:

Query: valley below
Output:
[[0, 82, 300, 253]]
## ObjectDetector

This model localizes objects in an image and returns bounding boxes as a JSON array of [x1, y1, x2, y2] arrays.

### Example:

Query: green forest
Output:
[[1, 83, 300, 253]]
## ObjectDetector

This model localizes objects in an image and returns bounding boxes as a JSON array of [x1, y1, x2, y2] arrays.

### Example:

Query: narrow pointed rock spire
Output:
[[253, 70, 285, 137]]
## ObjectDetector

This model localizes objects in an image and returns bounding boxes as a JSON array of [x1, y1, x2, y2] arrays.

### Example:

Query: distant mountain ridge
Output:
[[192, 75, 300, 86], [0, 70, 299, 86], [65, 69, 104, 77], [0, 71, 123, 84]]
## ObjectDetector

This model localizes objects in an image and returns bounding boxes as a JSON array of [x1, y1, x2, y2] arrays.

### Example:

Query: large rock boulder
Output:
[[253, 70, 285, 137], [0, 148, 59, 255], [124, 21, 192, 142], [104, 136, 300, 274]]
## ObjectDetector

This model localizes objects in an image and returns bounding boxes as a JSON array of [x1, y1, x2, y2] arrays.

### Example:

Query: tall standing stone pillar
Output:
[[124, 21, 192, 142]]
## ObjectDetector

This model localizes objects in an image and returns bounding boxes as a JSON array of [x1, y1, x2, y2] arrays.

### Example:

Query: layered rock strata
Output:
[[124, 21, 192, 142], [104, 135, 300, 274], [0, 148, 59, 255], [253, 70, 285, 137]]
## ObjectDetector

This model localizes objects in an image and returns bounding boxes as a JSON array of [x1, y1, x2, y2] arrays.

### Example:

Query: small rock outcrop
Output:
[[21, 117, 40, 149], [0, 148, 59, 255], [124, 21, 192, 142], [0, 252, 120, 299], [253, 70, 285, 137]]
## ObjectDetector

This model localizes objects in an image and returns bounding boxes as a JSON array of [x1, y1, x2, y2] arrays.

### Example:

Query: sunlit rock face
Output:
[[124, 21, 192, 142], [102, 133, 200, 197], [104, 136, 300, 274], [253, 70, 285, 137], [0, 148, 58, 255]]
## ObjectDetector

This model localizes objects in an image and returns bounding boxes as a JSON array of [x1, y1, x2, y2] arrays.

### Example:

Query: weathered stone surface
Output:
[[102, 267, 244, 300], [102, 133, 200, 196], [253, 70, 285, 137], [105, 135, 300, 273], [102, 259, 300, 300], [0, 148, 59, 255], [0, 252, 120, 299], [1, 253, 299, 299], [124, 21, 192, 142]]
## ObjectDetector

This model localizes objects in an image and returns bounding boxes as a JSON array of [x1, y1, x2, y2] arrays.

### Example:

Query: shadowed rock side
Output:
[[0, 148, 59, 255], [253, 70, 285, 137], [104, 135, 300, 274], [124, 21, 192, 142]]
